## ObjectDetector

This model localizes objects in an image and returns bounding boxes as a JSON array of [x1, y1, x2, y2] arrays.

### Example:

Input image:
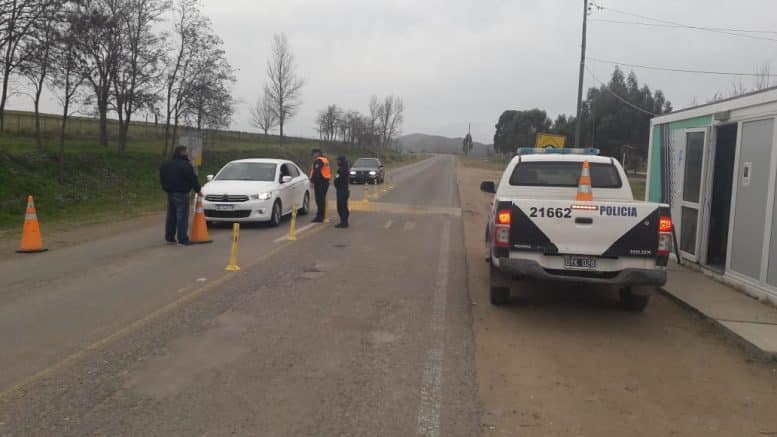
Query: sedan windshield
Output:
[[216, 163, 277, 181], [353, 158, 380, 168]]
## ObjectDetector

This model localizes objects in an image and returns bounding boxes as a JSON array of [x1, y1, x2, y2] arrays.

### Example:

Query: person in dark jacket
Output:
[[334, 155, 350, 228], [160, 146, 201, 245], [309, 148, 331, 222]]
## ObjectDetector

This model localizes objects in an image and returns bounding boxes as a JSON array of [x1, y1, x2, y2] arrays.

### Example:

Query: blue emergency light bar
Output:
[[516, 147, 600, 156]]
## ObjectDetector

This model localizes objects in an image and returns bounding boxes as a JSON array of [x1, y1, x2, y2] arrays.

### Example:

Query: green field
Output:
[[0, 111, 418, 233]]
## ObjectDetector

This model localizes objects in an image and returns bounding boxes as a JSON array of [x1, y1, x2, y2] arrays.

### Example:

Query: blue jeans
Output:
[[165, 192, 190, 243]]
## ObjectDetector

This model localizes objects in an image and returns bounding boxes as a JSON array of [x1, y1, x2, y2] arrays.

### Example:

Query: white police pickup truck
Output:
[[480, 148, 672, 311]]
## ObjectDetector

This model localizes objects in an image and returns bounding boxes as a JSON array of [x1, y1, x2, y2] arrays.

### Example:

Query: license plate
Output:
[[215, 204, 234, 211], [564, 256, 597, 270]]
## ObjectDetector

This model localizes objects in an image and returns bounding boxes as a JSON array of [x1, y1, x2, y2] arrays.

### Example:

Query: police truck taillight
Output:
[[657, 216, 672, 256], [494, 209, 511, 248]]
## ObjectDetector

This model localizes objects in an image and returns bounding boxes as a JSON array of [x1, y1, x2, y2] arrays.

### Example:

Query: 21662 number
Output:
[[529, 207, 572, 219]]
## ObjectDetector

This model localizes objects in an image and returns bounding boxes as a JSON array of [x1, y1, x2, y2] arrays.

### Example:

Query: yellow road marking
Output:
[[0, 223, 329, 402]]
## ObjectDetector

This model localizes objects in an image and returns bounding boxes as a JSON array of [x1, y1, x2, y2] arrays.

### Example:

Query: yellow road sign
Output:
[[535, 133, 566, 149]]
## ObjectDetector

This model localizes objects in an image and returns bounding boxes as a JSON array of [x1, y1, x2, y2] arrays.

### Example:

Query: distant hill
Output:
[[397, 133, 492, 156]]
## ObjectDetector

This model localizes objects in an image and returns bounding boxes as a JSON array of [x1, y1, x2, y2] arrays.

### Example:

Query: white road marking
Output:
[[273, 222, 318, 243], [403, 221, 416, 231], [416, 219, 450, 437], [384, 219, 393, 229]]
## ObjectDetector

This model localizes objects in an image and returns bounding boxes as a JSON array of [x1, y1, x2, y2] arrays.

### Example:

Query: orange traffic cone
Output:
[[17, 195, 47, 253], [576, 160, 594, 201], [189, 194, 213, 244]]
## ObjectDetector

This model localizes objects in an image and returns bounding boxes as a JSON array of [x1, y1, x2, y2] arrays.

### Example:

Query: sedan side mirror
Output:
[[480, 181, 496, 194], [281, 175, 292, 184], [206, 174, 214, 182]]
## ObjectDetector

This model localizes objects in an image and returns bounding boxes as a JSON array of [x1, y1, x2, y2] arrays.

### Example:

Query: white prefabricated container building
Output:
[[647, 86, 777, 300]]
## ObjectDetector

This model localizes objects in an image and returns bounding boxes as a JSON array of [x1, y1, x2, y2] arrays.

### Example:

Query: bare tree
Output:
[[249, 90, 278, 135], [49, 8, 84, 182], [316, 104, 341, 142], [163, 0, 205, 155], [0, 0, 53, 132], [18, 1, 63, 150], [71, 0, 121, 147], [377, 95, 404, 149], [185, 47, 235, 130], [754, 63, 773, 91], [264, 33, 304, 145], [111, 0, 167, 153], [367, 95, 382, 148]]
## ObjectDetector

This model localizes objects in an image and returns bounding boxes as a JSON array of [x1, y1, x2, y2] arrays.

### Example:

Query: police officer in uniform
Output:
[[309, 149, 331, 222], [334, 155, 350, 228]]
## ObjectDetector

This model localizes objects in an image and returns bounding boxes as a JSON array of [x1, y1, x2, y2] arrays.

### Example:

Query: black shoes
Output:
[[312, 218, 324, 223], [335, 222, 349, 229]]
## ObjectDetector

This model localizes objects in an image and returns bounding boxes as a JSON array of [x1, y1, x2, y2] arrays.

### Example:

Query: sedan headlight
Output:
[[349, 171, 356, 175], [369, 171, 377, 175], [250, 193, 272, 200]]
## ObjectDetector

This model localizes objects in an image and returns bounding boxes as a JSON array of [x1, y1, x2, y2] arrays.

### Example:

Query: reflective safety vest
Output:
[[311, 156, 332, 180]]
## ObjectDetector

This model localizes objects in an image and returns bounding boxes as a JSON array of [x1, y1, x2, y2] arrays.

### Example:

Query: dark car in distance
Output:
[[349, 158, 385, 184]]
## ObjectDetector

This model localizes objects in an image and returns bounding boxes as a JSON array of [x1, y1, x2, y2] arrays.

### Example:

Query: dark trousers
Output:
[[336, 189, 349, 224], [314, 183, 329, 220], [165, 192, 190, 243]]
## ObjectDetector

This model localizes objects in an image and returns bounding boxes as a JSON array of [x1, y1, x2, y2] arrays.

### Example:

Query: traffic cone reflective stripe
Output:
[[189, 195, 213, 244], [576, 161, 594, 201], [17, 195, 47, 253]]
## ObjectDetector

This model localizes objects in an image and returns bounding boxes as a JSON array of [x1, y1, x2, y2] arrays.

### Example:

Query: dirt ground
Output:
[[457, 161, 777, 437]]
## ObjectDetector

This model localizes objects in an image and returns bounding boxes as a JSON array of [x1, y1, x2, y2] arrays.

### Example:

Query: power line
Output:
[[590, 18, 777, 35], [587, 56, 777, 78], [590, 2, 777, 43], [584, 65, 659, 116]]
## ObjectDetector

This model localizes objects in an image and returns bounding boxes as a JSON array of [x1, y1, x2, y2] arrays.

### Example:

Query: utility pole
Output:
[[574, 0, 590, 148]]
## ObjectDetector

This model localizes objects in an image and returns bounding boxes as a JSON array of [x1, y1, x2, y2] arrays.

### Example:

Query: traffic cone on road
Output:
[[189, 195, 213, 244], [576, 160, 594, 201], [17, 195, 47, 253]]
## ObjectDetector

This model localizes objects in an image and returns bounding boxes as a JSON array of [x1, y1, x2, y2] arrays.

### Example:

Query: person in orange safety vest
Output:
[[310, 149, 331, 222]]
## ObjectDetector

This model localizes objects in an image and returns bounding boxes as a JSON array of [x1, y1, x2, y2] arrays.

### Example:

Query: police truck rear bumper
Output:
[[494, 257, 666, 286]]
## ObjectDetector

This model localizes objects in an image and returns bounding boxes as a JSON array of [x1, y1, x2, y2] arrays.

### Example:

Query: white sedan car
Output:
[[201, 159, 311, 226]]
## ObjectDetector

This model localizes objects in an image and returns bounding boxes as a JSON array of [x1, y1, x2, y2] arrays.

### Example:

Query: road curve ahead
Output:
[[0, 155, 479, 436]]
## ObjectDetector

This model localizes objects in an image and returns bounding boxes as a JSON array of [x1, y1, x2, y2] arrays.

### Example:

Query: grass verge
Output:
[[0, 133, 418, 234]]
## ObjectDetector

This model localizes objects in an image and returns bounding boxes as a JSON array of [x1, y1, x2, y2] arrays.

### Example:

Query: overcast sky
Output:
[[9, 0, 777, 144]]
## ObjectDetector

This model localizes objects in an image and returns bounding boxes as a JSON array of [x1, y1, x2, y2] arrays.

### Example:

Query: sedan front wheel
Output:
[[269, 200, 282, 227]]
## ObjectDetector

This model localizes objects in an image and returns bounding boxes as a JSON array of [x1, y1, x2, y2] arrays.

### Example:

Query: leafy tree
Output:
[[493, 109, 551, 154], [462, 132, 473, 155], [583, 67, 672, 157]]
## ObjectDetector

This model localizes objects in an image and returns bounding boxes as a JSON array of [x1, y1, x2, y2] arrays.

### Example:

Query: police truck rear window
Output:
[[509, 161, 622, 188]]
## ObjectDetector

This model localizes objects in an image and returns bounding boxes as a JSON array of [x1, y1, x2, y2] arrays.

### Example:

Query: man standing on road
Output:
[[334, 155, 350, 228], [160, 146, 201, 245], [309, 148, 331, 223]]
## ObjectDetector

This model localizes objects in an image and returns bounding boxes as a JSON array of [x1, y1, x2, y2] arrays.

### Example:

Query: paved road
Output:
[[4, 155, 777, 437], [0, 155, 479, 436]]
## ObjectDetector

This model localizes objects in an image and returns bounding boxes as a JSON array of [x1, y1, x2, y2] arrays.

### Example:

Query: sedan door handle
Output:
[[575, 217, 593, 225]]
